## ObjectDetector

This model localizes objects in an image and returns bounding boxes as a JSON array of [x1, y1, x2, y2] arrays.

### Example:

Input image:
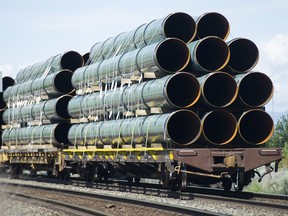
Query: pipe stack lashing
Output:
[[1, 11, 274, 149]]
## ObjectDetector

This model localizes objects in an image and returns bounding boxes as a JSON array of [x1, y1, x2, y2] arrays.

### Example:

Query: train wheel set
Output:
[[0, 12, 282, 191]]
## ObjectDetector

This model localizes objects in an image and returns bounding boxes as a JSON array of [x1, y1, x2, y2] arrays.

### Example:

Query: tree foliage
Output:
[[267, 114, 288, 148], [267, 114, 288, 164]]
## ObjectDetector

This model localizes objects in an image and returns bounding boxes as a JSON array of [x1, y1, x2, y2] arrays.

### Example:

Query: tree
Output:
[[267, 115, 288, 164]]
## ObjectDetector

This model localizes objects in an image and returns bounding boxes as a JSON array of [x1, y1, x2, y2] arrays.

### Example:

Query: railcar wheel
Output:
[[234, 169, 245, 191], [222, 178, 232, 191]]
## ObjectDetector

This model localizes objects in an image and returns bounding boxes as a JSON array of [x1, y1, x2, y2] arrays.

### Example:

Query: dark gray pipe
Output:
[[72, 38, 190, 88], [201, 110, 237, 145], [2, 95, 72, 124], [195, 12, 230, 40], [234, 72, 274, 107], [225, 38, 259, 74], [237, 109, 274, 145], [198, 72, 238, 108], [16, 51, 83, 84], [89, 12, 196, 62], [68, 72, 200, 119], [184, 36, 230, 75], [3, 70, 74, 103], [2, 123, 70, 147], [68, 109, 201, 147], [0, 76, 15, 109]]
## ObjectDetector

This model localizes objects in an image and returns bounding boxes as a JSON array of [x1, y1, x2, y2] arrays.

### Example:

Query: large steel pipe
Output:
[[225, 38, 259, 74], [237, 109, 274, 145], [2, 123, 70, 147], [201, 110, 237, 145], [0, 76, 15, 109], [198, 72, 237, 108], [195, 12, 230, 40], [2, 95, 72, 124], [68, 72, 200, 119], [16, 51, 83, 84], [89, 12, 196, 62], [3, 70, 74, 103], [68, 110, 201, 147], [235, 72, 273, 107], [72, 38, 190, 88], [184, 36, 230, 75]]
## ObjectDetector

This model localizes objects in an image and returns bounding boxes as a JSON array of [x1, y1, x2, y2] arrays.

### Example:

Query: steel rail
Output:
[[3, 181, 224, 216], [4, 191, 111, 216]]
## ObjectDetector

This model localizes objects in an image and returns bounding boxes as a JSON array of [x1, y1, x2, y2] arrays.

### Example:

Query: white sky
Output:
[[0, 0, 287, 121]]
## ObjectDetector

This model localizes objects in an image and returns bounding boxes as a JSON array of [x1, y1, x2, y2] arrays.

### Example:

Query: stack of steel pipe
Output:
[[0, 52, 84, 147], [1, 11, 275, 149]]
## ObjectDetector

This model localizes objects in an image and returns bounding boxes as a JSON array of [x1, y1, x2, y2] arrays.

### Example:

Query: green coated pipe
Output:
[[224, 38, 259, 74], [68, 109, 201, 147], [72, 38, 190, 88], [16, 51, 83, 84], [89, 12, 196, 62], [3, 70, 74, 103], [198, 72, 238, 108], [184, 36, 230, 75], [68, 72, 200, 119], [194, 12, 230, 40], [2, 123, 70, 147], [234, 72, 274, 108], [201, 110, 237, 146], [236, 109, 274, 145], [2, 95, 72, 124]]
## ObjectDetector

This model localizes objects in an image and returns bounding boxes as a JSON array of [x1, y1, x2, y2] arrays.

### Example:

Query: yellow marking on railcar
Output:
[[63, 147, 164, 153]]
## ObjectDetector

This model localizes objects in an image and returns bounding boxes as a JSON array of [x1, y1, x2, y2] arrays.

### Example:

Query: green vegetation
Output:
[[267, 114, 288, 167]]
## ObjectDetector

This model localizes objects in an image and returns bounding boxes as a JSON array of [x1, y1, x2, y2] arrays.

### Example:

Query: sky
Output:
[[0, 0, 287, 122]]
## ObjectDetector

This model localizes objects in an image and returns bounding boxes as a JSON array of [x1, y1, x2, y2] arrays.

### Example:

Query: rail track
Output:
[[1, 178, 223, 216], [1, 175, 288, 215]]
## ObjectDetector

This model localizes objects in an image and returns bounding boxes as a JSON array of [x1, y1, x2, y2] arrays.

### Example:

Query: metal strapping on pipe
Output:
[[89, 12, 196, 62], [72, 38, 190, 88], [3, 70, 74, 103], [201, 110, 237, 145], [225, 38, 259, 74], [198, 72, 238, 108], [68, 72, 200, 119], [68, 110, 201, 147], [2, 123, 70, 147], [184, 36, 230, 75], [16, 51, 83, 84], [234, 72, 274, 108], [236, 109, 274, 145], [194, 12, 230, 40], [2, 95, 72, 124]]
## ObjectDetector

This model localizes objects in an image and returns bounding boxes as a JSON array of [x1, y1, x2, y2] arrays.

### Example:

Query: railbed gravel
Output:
[[0, 177, 287, 216]]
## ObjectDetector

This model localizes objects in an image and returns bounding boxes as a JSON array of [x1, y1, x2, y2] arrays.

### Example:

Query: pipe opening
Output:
[[156, 38, 190, 72], [202, 110, 237, 145], [196, 12, 230, 40], [54, 70, 74, 95], [82, 52, 90, 65], [3, 77, 15, 91], [54, 123, 71, 144], [238, 110, 274, 145], [166, 72, 200, 108], [202, 72, 237, 107], [60, 51, 84, 72], [228, 38, 259, 73], [196, 37, 230, 71], [55, 95, 72, 119], [164, 12, 196, 43], [167, 110, 201, 145], [239, 72, 273, 107]]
